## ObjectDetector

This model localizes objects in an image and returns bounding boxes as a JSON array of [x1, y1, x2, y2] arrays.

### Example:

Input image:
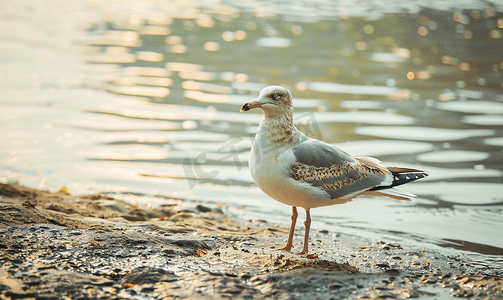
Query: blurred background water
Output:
[[1, 0, 502, 266]]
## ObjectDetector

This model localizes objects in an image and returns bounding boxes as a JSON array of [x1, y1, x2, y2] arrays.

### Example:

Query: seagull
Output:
[[240, 86, 428, 254]]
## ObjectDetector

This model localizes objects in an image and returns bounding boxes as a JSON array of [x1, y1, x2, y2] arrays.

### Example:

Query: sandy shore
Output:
[[1, 183, 502, 299]]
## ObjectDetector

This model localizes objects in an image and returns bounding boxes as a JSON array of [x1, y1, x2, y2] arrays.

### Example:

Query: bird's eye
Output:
[[272, 94, 280, 100]]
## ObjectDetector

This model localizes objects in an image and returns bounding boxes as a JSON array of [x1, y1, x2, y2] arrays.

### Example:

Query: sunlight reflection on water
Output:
[[355, 126, 495, 141]]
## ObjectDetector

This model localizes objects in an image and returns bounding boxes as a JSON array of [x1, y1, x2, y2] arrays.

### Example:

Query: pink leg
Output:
[[296, 208, 311, 255], [277, 207, 298, 251]]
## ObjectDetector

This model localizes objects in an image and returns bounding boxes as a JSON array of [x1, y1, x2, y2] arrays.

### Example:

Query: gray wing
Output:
[[291, 137, 391, 199], [292, 138, 354, 167]]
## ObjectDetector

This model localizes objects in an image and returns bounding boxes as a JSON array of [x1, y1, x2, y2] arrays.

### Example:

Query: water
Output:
[[1, 0, 503, 265]]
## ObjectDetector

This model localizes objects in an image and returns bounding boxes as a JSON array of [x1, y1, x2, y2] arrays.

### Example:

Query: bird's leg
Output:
[[296, 208, 311, 255], [277, 207, 298, 251]]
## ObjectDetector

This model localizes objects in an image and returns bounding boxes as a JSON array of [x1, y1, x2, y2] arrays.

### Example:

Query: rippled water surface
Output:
[[1, 0, 503, 265]]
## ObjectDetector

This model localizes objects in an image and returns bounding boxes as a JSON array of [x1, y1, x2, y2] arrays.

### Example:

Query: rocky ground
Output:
[[1, 183, 502, 299]]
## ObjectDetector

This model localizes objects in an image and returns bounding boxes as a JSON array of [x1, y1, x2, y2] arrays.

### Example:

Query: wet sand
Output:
[[1, 183, 502, 299]]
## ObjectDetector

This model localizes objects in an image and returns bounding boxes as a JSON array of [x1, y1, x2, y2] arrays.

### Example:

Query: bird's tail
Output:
[[371, 167, 428, 191], [359, 188, 415, 201]]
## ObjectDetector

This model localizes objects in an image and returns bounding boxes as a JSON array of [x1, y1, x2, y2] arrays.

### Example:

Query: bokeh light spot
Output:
[[453, 12, 463, 22], [355, 41, 367, 51], [222, 31, 235, 42], [416, 71, 431, 80], [165, 36, 182, 45], [441, 56, 457, 65], [489, 30, 501, 39], [295, 82, 307, 91], [136, 51, 163, 62], [471, 11, 481, 19], [291, 25, 302, 35], [246, 21, 257, 30], [196, 17, 214, 28], [234, 73, 248, 82], [459, 62, 471, 71], [393, 48, 410, 59], [418, 26, 428, 36], [204, 42, 220, 51], [235, 30, 247, 40], [363, 24, 374, 34], [428, 21, 438, 30], [169, 44, 186, 54]]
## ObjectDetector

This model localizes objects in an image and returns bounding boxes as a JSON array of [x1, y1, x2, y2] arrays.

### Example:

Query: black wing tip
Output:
[[371, 171, 428, 191], [392, 171, 428, 187]]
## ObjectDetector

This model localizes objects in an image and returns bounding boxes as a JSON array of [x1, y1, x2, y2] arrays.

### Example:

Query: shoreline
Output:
[[1, 182, 502, 299]]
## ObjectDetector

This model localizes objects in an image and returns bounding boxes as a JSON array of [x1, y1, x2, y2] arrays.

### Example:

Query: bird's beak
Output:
[[240, 98, 269, 112], [241, 101, 260, 112]]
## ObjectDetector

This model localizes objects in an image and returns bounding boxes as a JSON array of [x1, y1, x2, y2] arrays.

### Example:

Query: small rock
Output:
[[196, 205, 211, 213], [240, 274, 252, 280], [221, 288, 242, 295], [120, 266, 179, 284]]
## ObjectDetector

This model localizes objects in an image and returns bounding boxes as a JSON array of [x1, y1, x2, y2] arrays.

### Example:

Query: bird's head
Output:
[[240, 86, 293, 118]]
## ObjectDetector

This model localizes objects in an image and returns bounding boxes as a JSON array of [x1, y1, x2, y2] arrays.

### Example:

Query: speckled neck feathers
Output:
[[258, 113, 296, 148]]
